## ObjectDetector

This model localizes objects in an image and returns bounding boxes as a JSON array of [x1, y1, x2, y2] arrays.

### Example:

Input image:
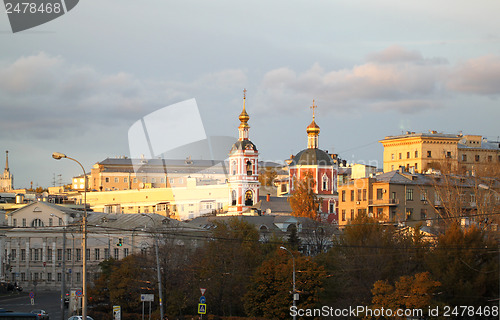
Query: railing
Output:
[[368, 198, 399, 206]]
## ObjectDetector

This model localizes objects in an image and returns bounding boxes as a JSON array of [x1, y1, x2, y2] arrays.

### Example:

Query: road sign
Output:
[[199, 296, 206, 304], [75, 290, 82, 297], [140, 294, 154, 302], [200, 288, 206, 295], [198, 303, 206, 314], [113, 305, 121, 320], [29, 292, 34, 298]]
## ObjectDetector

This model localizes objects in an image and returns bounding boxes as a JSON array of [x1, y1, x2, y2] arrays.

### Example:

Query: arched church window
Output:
[[232, 161, 236, 175], [231, 190, 237, 206], [246, 160, 253, 176], [322, 175, 329, 191], [245, 190, 253, 206]]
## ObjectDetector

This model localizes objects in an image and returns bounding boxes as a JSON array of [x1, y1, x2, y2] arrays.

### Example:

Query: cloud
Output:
[[447, 55, 500, 95], [0, 52, 247, 140], [255, 48, 448, 115]]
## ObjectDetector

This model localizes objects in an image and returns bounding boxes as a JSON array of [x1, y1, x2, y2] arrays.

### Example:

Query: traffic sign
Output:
[[29, 292, 34, 298], [141, 294, 154, 302], [200, 288, 206, 295], [113, 305, 121, 320], [198, 303, 206, 314], [199, 296, 206, 304], [75, 290, 82, 297]]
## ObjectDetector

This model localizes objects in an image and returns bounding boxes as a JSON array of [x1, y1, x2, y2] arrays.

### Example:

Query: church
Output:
[[0, 151, 14, 191]]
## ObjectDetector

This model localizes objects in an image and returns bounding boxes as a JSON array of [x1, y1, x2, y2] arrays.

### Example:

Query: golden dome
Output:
[[307, 119, 320, 135]]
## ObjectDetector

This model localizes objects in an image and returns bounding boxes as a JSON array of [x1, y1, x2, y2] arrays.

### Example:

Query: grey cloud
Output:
[[447, 55, 500, 95]]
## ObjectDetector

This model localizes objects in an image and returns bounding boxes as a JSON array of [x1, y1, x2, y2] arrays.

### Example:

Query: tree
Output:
[[258, 166, 278, 186], [288, 173, 321, 220], [425, 223, 499, 307], [197, 218, 263, 317], [244, 248, 326, 319], [371, 272, 441, 319]]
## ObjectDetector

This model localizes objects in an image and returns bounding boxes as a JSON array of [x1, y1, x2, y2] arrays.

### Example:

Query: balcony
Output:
[[368, 198, 399, 206]]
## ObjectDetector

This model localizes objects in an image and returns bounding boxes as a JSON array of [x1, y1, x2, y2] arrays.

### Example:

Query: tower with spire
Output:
[[288, 101, 338, 222], [227, 89, 260, 214], [1, 150, 14, 191]]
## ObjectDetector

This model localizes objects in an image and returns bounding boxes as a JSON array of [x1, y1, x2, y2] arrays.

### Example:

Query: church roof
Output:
[[230, 139, 258, 152], [289, 148, 333, 166]]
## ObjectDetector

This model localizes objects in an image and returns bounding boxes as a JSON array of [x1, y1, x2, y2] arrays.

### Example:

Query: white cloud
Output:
[[447, 55, 500, 95]]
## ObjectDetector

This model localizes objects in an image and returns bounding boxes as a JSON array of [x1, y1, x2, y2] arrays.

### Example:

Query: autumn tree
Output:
[[258, 166, 278, 186], [288, 173, 321, 220], [371, 272, 441, 319], [197, 217, 263, 317], [425, 223, 499, 307], [244, 248, 326, 319]]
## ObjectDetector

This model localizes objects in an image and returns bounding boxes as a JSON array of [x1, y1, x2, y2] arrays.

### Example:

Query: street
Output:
[[0, 291, 63, 319]]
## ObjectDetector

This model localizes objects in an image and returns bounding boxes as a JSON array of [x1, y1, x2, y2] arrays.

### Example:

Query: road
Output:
[[0, 291, 65, 319]]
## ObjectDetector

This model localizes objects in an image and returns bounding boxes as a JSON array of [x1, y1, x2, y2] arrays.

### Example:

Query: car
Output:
[[29, 310, 49, 320], [67, 316, 94, 320]]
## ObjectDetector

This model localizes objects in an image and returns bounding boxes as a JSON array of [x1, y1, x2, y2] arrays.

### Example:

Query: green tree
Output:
[[288, 173, 321, 220], [244, 248, 326, 319]]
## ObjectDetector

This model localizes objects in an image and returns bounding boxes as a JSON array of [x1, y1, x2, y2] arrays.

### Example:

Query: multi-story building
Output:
[[0, 201, 203, 290], [380, 131, 500, 174]]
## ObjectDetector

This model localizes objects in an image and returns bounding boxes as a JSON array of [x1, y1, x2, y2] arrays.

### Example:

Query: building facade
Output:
[[1, 151, 14, 192], [380, 131, 500, 174]]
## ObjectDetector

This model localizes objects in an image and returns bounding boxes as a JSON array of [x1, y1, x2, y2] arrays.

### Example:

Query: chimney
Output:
[[266, 193, 270, 202]]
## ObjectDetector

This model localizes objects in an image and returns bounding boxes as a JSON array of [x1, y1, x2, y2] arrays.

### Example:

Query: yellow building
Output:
[[380, 131, 500, 174]]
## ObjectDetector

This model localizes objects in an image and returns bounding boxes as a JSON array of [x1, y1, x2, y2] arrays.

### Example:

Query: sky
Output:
[[1, 0, 499, 188]]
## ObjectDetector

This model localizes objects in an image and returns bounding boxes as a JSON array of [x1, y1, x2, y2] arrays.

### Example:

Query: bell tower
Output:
[[227, 89, 260, 214]]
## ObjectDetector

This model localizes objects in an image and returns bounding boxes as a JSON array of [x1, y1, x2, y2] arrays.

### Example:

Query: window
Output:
[[13, 218, 16, 227], [57, 249, 62, 261], [33, 249, 40, 261], [391, 153, 394, 160], [104, 248, 110, 259], [21, 273, 26, 281], [322, 175, 328, 191], [391, 165, 394, 171], [329, 202, 334, 213], [357, 189, 362, 201], [49, 218, 53, 226], [95, 248, 100, 260], [105, 177, 110, 183], [10, 249, 16, 260], [350, 209, 355, 220], [114, 248, 119, 260], [231, 190, 237, 205], [57, 273, 62, 282], [47, 249, 52, 262], [427, 151, 432, 158], [377, 208, 383, 218], [341, 210, 346, 221], [31, 219, 44, 227], [86, 249, 90, 260], [76, 248, 81, 261], [66, 249, 72, 261], [420, 209, 427, 220], [376, 189, 383, 200], [114, 177, 119, 183], [22, 218, 26, 227], [399, 153, 402, 159], [462, 154, 467, 162], [415, 151, 418, 158], [488, 155, 492, 162], [421, 191, 427, 201], [169, 178, 174, 184], [232, 161, 236, 175], [406, 208, 414, 220], [48, 273, 52, 281], [160, 178, 165, 183], [475, 154, 480, 162], [124, 177, 128, 183], [407, 152, 410, 159], [446, 151, 452, 158], [362, 189, 367, 201], [415, 163, 418, 170], [391, 192, 397, 200], [124, 248, 129, 257], [350, 190, 355, 201], [341, 190, 346, 202], [76, 272, 81, 282], [246, 161, 253, 175], [151, 178, 156, 183], [142, 177, 147, 183], [21, 249, 26, 261], [133, 178, 137, 183], [406, 188, 414, 201]]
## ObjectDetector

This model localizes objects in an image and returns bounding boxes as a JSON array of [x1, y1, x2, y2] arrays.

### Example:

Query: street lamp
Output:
[[52, 152, 88, 319], [142, 213, 164, 320], [280, 246, 296, 320], [51, 213, 67, 320]]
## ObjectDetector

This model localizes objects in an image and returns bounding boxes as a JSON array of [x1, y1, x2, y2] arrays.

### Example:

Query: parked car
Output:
[[67, 316, 94, 320], [30, 310, 49, 320]]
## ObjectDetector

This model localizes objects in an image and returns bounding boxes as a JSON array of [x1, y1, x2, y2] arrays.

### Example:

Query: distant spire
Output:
[[4, 150, 9, 172], [310, 99, 317, 120], [238, 89, 250, 140], [307, 100, 320, 149]]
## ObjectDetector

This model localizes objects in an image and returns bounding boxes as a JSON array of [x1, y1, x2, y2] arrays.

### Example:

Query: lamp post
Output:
[[142, 213, 164, 320], [280, 246, 296, 320], [52, 152, 88, 319], [51, 213, 67, 320]]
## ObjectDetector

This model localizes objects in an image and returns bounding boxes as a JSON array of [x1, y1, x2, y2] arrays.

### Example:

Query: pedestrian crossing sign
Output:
[[198, 303, 207, 314]]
